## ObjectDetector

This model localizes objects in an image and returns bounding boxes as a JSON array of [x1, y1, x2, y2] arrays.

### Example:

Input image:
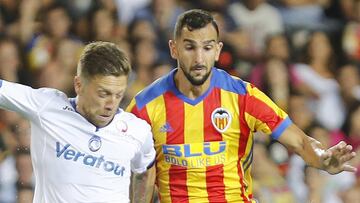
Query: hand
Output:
[[321, 141, 357, 174]]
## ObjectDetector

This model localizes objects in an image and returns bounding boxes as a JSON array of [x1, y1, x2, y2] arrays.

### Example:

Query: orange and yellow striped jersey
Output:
[[127, 68, 292, 203]]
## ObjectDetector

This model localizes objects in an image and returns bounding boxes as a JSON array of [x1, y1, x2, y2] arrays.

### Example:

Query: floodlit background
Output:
[[0, 0, 360, 202]]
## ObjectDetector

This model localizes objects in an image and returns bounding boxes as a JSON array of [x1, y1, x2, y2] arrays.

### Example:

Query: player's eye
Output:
[[185, 45, 194, 50], [98, 91, 108, 98], [115, 93, 123, 99], [204, 45, 213, 51]]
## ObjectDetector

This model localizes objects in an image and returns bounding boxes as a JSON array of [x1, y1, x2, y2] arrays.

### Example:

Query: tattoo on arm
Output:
[[130, 166, 156, 203]]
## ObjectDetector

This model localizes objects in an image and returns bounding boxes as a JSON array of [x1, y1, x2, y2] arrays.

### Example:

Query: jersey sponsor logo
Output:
[[62, 105, 75, 112], [211, 107, 232, 133], [56, 141, 125, 176], [162, 141, 227, 168], [159, 122, 173, 133], [88, 135, 102, 152]]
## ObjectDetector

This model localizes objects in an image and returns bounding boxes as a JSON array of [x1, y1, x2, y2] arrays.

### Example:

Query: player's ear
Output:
[[74, 76, 82, 95], [169, 40, 178, 60], [215, 41, 223, 61]]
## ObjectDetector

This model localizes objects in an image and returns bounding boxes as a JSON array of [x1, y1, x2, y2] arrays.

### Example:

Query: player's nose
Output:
[[194, 49, 204, 64]]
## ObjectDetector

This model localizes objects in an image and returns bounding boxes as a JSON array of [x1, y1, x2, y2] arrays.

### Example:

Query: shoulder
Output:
[[117, 110, 152, 143], [120, 111, 150, 127], [212, 67, 249, 95], [35, 87, 69, 103], [134, 69, 175, 109], [37, 87, 67, 97]]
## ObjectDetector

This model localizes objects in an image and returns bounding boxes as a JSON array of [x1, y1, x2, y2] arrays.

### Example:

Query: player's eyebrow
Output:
[[183, 39, 216, 45], [97, 87, 124, 95]]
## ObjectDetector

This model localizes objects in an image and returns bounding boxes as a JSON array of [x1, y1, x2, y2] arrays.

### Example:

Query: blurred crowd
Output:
[[0, 0, 360, 202]]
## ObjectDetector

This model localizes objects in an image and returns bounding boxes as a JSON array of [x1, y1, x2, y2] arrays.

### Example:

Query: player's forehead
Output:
[[88, 75, 127, 92], [177, 23, 218, 44]]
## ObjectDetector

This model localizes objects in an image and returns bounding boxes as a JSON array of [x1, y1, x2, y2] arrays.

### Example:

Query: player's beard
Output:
[[180, 63, 211, 86]]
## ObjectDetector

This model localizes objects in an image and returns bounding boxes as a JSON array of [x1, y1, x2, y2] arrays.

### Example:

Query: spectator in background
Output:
[[0, 38, 23, 83], [249, 33, 301, 111], [330, 102, 360, 154], [114, 0, 150, 25], [0, 36, 33, 203], [293, 31, 345, 130], [277, 0, 338, 32], [249, 33, 298, 89], [337, 63, 360, 111], [36, 39, 83, 96], [24, 2, 81, 71], [124, 39, 159, 107], [341, 0, 360, 62], [152, 62, 172, 81], [252, 141, 295, 203], [0, 0, 21, 37], [228, 0, 284, 62], [261, 58, 292, 111], [127, 18, 157, 44], [340, 167, 360, 203], [133, 0, 184, 56], [13, 120, 33, 203], [90, 8, 122, 43], [211, 10, 241, 77]]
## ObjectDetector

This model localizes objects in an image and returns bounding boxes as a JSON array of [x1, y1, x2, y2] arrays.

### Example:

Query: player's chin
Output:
[[95, 115, 112, 127], [190, 68, 207, 76]]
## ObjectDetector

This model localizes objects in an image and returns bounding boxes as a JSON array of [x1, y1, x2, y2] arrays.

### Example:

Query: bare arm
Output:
[[130, 165, 156, 203], [278, 124, 357, 174]]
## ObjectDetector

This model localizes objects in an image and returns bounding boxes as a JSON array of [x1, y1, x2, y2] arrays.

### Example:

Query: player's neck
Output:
[[174, 72, 211, 100]]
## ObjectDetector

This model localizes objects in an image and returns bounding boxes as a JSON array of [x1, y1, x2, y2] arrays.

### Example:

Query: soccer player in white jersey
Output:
[[0, 41, 156, 203]]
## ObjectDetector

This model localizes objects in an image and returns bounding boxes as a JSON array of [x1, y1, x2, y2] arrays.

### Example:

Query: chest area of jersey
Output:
[[151, 102, 238, 141], [45, 133, 136, 180], [40, 117, 138, 177], [150, 104, 239, 168]]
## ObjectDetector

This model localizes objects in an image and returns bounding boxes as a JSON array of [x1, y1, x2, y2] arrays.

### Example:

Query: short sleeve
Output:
[[244, 83, 292, 139], [130, 131, 156, 174]]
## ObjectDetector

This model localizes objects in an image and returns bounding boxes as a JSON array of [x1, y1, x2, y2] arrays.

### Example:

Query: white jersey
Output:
[[0, 80, 156, 203]]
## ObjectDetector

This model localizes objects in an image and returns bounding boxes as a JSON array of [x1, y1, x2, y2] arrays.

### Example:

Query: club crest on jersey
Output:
[[116, 120, 128, 133], [211, 107, 232, 133], [88, 135, 102, 152]]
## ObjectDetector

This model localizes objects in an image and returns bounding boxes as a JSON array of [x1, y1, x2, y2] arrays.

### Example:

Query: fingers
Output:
[[339, 151, 357, 163], [342, 164, 358, 173], [322, 141, 357, 174], [329, 141, 354, 157]]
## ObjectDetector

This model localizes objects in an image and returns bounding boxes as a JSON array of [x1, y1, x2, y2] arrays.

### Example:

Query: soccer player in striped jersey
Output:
[[127, 9, 357, 203], [0, 42, 155, 203]]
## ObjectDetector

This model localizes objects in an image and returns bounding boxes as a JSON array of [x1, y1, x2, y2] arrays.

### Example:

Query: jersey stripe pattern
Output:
[[127, 68, 292, 203]]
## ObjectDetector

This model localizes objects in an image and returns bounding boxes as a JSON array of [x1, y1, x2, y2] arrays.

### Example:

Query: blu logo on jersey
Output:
[[162, 141, 227, 168], [56, 141, 125, 176], [162, 141, 226, 157]]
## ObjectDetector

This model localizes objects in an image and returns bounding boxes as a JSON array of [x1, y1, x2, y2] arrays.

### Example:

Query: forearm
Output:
[[296, 135, 326, 169], [130, 166, 156, 203], [279, 124, 326, 169]]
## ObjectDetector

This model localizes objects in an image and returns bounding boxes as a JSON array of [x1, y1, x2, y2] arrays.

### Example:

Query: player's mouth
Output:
[[191, 65, 206, 74], [98, 114, 112, 122]]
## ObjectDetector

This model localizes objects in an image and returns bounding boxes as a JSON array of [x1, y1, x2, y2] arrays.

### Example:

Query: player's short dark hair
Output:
[[78, 41, 131, 79], [174, 9, 219, 39]]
